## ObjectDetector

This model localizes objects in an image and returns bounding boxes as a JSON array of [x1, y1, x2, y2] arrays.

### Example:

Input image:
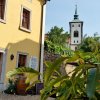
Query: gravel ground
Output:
[[0, 93, 55, 100]]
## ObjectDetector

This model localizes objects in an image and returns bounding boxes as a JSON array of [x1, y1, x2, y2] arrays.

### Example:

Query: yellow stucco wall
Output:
[[0, 0, 43, 82]]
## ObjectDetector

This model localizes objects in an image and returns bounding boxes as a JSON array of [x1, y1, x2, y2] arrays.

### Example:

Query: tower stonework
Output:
[[69, 5, 83, 51]]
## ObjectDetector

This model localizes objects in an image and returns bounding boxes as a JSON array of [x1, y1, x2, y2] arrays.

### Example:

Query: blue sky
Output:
[[45, 0, 100, 36]]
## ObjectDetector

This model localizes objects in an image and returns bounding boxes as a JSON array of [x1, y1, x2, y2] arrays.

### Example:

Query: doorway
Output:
[[0, 52, 3, 79], [17, 53, 27, 68]]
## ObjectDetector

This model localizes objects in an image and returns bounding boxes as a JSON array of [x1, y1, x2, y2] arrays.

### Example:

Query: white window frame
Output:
[[20, 5, 32, 33], [0, 0, 7, 23], [16, 52, 28, 68]]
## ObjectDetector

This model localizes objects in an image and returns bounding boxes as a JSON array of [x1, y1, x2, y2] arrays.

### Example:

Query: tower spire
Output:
[[75, 5, 77, 15], [74, 5, 79, 20]]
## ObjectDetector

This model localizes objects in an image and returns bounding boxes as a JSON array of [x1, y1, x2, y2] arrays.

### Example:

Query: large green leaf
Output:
[[44, 57, 67, 85], [86, 68, 98, 99], [95, 65, 100, 94], [7, 67, 40, 78], [41, 75, 68, 100], [41, 51, 100, 100]]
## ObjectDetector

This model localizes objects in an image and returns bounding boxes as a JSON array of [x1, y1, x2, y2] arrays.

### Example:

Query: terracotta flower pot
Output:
[[16, 76, 28, 95]]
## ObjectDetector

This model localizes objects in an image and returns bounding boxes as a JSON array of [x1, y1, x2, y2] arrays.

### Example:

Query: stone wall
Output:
[[44, 51, 60, 62], [43, 51, 76, 76], [43, 51, 66, 75], [43, 51, 60, 71]]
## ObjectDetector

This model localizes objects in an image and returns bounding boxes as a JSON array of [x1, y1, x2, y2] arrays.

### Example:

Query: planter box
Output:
[[35, 83, 44, 95]]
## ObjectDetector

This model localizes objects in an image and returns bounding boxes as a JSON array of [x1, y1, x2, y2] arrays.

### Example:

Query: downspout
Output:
[[39, 0, 49, 82]]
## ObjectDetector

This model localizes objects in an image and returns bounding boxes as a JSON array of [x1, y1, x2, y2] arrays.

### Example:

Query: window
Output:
[[18, 54, 27, 67], [72, 24, 74, 27], [0, 0, 5, 20], [20, 7, 31, 32], [78, 24, 80, 27], [77, 40, 78, 43], [22, 8, 30, 29], [74, 40, 75, 43], [0, 52, 3, 79], [74, 30, 79, 37]]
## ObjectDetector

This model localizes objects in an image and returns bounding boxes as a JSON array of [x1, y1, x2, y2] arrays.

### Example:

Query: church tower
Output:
[[69, 5, 83, 50]]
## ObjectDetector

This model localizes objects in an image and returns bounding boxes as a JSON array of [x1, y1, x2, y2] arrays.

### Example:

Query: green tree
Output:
[[47, 26, 70, 47], [44, 40, 73, 56], [79, 36, 100, 52]]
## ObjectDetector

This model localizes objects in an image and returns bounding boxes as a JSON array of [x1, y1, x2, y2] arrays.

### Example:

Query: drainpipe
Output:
[[39, 0, 50, 82]]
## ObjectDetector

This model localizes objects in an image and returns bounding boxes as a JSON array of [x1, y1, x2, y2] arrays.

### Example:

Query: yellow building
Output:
[[0, 0, 48, 90]]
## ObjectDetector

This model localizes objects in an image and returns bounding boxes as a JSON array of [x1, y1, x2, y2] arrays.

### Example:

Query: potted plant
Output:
[[7, 67, 40, 95]]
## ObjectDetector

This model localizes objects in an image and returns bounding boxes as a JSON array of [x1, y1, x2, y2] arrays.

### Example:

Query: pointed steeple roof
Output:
[[75, 5, 77, 15], [74, 5, 79, 20], [69, 5, 83, 23]]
